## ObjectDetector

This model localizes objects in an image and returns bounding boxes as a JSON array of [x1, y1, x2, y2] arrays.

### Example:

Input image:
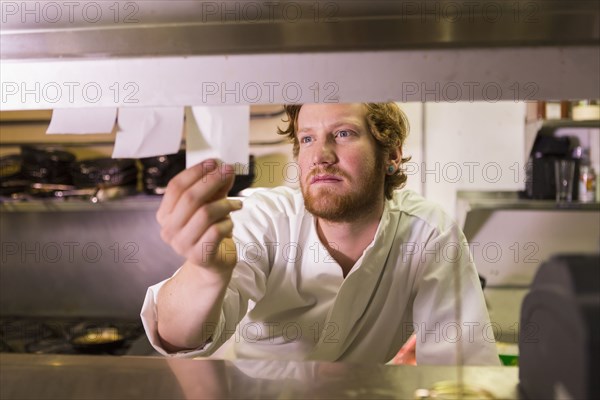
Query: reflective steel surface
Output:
[[1, 0, 598, 60], [0, 354, 520, 399], [0, 196, 182, 319]]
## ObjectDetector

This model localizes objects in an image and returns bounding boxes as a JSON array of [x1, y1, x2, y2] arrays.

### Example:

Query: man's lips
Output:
[[310, 174, 343, 184]]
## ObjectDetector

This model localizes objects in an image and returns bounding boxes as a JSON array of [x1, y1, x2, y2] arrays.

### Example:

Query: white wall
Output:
[[422, 102, 527, 218]]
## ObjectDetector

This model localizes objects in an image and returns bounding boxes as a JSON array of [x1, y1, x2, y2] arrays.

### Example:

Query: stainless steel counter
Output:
[[0, 354, 519, 399]]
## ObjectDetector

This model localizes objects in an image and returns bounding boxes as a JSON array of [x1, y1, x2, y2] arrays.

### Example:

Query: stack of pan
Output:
[[1, 146, 139, 202], [139, 150, 185, 195]]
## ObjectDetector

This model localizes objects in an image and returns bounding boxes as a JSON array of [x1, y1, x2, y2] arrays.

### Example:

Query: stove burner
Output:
[[0, 317, 144, 356], [26, 338, 77, 355]]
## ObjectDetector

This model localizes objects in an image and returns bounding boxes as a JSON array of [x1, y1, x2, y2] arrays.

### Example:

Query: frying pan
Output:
[[20, 145, 75, 184], [21, 324, 129, 354], [70, 326, 126, 354], [71, 158, 137, 188], [140, 151, 185, 194]]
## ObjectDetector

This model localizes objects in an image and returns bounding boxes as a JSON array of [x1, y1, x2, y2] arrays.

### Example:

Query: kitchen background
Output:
[[1, 99, 599, 357]]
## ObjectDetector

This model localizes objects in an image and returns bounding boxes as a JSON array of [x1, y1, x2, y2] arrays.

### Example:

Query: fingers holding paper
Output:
[[157, 159, 243, 271]]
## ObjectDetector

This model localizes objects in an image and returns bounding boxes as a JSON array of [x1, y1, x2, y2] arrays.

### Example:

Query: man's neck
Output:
[[316, 200, 385, 277]]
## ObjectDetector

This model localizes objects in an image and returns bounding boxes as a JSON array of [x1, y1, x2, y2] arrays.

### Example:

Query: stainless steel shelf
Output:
[[458, 191, 600, 211], [456, 191, 600, 240], [0, 194, 163, 213], [1, 1, 598, 60]]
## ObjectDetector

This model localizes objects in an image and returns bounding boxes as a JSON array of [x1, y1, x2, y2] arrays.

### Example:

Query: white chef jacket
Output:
[[141, 187, 500, 365]]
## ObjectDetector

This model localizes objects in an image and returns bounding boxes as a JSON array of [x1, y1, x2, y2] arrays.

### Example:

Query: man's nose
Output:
[[312, 141, 337, 166]]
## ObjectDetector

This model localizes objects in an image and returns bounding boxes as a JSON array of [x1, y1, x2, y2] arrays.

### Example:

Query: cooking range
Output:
[[0, 189, 173, 358], [0, 146, 192, 358], [0, 317, 152, 356]]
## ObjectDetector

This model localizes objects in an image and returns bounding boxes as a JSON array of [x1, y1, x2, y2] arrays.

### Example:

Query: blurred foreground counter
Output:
[[0, 354, 519, 399]]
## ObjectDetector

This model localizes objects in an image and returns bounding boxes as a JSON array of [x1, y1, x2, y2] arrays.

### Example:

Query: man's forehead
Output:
[[297, 103, 367, 131]]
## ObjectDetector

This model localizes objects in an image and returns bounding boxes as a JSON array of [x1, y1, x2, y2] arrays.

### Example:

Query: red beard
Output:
[[301, 158, 385, 222]]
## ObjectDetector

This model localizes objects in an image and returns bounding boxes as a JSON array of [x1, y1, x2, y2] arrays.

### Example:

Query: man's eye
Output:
[[300, 136, 312, 144], [336, 130, 352, 138]]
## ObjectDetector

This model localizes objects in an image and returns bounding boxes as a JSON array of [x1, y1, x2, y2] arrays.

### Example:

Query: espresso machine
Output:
[[524, 127, 580, 200]]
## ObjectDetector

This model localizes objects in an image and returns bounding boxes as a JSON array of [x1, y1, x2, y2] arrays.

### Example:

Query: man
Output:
[[141, 103, 499, 365]]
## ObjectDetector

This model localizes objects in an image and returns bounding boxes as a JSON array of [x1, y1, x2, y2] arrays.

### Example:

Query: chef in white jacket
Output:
[[141, 103, 500, 365]]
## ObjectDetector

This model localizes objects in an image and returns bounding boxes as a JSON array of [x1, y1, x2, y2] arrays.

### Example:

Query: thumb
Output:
[[210, 163, 236, 201]]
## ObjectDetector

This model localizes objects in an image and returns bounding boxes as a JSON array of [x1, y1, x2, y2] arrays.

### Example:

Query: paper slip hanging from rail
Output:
[[185, 105, 250, 169], [46, 108, 117, 134], [112, 107, 184, 158]]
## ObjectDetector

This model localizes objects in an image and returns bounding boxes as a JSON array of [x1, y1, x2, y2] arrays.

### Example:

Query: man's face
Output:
[[296, 103, 385, 222]]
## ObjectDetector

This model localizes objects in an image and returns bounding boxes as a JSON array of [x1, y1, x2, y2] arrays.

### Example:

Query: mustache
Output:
[[307, 166, 348, 180]]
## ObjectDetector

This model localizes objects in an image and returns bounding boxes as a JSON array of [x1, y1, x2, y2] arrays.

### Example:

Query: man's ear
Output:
[[386, 147, 403, 172]]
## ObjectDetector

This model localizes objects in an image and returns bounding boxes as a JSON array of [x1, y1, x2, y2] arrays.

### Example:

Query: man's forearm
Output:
[[156, 259, 233, 352]]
